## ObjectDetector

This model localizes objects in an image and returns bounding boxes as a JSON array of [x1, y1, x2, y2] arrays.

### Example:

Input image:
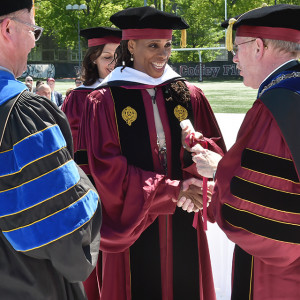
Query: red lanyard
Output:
[[185, 133, 208, 231]]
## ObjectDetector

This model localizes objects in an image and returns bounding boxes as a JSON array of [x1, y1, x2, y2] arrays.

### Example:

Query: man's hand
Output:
[[191, 144, 222, 178]]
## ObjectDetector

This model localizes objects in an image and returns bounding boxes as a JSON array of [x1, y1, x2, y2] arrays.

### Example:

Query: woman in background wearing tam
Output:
[[62, 27, 121, 153], [77, 6, 226, 300], [62, 26, 121, 300]]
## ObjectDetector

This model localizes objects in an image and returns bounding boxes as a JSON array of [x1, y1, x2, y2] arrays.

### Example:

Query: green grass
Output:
[[29, 79, 257, 114], [191, 80, 257, 113], [51, 79, 75, 97]]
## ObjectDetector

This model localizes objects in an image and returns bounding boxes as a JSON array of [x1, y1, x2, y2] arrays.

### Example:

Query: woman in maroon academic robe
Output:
[[62, 26, 121, 153], [77, 6, 226, 300], [62, 27, 121, 300]]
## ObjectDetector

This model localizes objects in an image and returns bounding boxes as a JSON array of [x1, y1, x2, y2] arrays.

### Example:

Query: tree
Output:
[[165, 0, 225, 63], [226, 0, 300, 17], [168, 0, 300, 63], [34, 0, 300, 62], [35, 0, 142, 48]]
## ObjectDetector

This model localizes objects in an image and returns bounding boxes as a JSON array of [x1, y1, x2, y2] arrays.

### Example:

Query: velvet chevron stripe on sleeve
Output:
[[2, 189, 98, 251], [231, 176, 300, 213], [241, 148, 299, 182], [0, 125, 66, 177], [222, 203, 300, 244], [0, 123, 99, 252]]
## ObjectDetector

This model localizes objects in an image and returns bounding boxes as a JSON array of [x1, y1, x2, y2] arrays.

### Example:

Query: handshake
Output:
[[174, 178, 214, 213], [174, 119, 222, 213]]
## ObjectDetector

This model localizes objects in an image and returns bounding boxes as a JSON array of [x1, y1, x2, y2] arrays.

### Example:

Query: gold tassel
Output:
[[225, 3, 267, 52], [226, 18, 237, 52], [180, 29, 187, 48]]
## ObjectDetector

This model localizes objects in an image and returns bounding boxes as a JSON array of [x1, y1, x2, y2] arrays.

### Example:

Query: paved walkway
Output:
[[215, 113, 245, 149], [207, 113, 245, 300]]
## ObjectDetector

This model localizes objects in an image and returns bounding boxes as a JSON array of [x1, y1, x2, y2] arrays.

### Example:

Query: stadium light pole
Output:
[[66, 4, 87, 69], [224, 0, 228, 59]]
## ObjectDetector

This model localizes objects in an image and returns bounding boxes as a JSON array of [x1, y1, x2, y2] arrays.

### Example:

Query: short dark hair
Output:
[[35, 80, 44, 89]]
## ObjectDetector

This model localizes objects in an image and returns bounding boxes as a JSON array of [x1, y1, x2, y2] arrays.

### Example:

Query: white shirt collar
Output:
[[77, 78, 103, 89], [98, 64, 181, 88]]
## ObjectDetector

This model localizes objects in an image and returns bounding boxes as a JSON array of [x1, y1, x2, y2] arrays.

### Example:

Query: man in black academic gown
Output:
[[0, 1, 101, 299]]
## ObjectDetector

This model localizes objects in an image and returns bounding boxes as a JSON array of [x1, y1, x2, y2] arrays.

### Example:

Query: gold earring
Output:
[[130, 53, 134, 61]]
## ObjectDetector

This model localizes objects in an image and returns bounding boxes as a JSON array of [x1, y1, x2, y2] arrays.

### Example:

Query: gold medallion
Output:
[[122, 106, 137, 126], [174, 105, 188, 122]]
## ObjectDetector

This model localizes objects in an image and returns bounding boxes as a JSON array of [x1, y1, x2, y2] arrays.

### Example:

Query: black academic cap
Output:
[[110, 6, 189, 30], [220, 15, 240, 29], [222, 4, 300, 30], [0, 0, 33, 17], [222, 4, 300, 51], [80, 26, 122, 47], [110, 6, 189, 47]]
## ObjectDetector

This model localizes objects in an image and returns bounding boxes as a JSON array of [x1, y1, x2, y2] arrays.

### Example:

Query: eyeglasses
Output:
[[231, 39, 257, 56], [11, 18, 44, 41]]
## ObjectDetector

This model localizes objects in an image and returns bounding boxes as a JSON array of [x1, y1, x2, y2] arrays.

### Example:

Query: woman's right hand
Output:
[[176, 178, 204, 212], [181, 126, 203, 152], [176, 178, 215, 213]]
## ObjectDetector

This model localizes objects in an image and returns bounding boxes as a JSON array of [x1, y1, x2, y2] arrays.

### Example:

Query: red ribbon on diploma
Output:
[[185, 133, 208, 231]]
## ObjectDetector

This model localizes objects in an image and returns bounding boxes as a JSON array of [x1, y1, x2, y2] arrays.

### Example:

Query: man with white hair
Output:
[[0, 1, 101, 299], [35, 82, 51, 99], [184, 4, 300, 300]]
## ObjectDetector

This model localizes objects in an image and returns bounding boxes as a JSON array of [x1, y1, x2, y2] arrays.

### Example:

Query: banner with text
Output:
[[170, 61, 240, 81]]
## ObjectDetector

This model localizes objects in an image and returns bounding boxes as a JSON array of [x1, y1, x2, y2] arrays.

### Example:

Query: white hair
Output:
[[263, 39, 300, 59]]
